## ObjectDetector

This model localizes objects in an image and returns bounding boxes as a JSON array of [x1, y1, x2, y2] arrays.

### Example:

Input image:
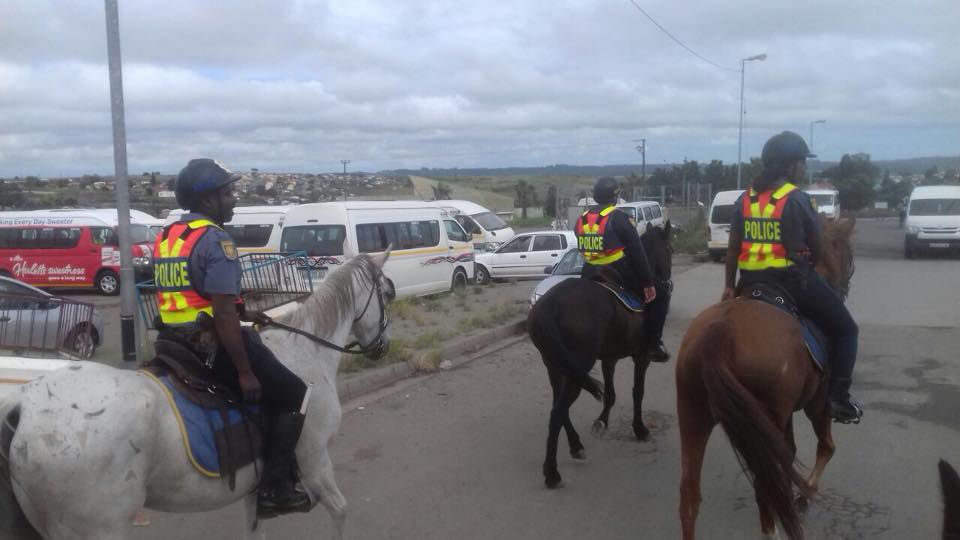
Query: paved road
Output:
[[129, 218, 958, 539]]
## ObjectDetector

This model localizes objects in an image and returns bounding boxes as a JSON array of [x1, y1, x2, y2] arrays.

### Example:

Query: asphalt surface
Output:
[[111, 219, 959, 539]]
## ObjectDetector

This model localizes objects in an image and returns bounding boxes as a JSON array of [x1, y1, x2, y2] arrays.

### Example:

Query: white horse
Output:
[[0, 252, 393, 540]]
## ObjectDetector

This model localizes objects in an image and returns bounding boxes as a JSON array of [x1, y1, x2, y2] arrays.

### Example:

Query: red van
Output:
[[0, 209, 161, 295]]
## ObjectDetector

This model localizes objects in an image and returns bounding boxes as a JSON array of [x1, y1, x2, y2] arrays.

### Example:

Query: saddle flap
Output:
[[595, 281, 645, 312], [740, 282, 829, 372]]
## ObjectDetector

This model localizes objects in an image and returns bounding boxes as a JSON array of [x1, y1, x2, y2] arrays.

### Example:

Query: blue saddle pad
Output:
[[799, 317, 829, 372], [596, 282, 645, 312], [147, 372, 257, 477]]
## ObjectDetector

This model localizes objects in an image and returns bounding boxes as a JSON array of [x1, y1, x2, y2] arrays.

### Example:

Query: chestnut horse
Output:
[[676, 218, 856, 540]]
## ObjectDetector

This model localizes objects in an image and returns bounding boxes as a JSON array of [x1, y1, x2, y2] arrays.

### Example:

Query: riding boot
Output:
[[257, 412, 313, 517], [829, 335, 862, 424], [646, 340, 670, 363]]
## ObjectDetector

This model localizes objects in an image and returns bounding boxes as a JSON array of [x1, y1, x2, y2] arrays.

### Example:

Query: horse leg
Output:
[[592, 359, 617, 437], [544, 374, 580, 488], [803, 395, 836, 493], [678, 398, 713, 540], [244, 492, 267, 540], [306, 449, 348, 540], [563, 385, 586, 460], [631, 355, 652, 441]]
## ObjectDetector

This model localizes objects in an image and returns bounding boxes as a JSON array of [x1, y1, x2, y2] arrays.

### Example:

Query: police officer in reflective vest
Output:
[[153, 158, 311, 514], [722, 132, 862, 423], [575, 176, 670, 361]]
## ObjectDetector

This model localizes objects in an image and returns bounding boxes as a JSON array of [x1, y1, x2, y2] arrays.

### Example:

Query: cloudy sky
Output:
[[1, 0, 957, 176]]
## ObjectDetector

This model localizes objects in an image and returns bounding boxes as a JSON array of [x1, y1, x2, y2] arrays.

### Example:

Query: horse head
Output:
[[350, 249, 395, 359], [641, 220, 674, 283], [816, 217, 856, 299]]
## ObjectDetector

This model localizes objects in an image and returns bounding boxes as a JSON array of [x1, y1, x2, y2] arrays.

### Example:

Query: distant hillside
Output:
[[387, 156, 960, 178]]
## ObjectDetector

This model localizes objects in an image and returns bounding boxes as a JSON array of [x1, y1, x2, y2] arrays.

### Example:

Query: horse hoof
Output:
[[633, 424, 651, 441], [795, 494, 809, 513], [544, 472, 563, 489], [591, 419, 607, 437], [571, 448, 587, 460]]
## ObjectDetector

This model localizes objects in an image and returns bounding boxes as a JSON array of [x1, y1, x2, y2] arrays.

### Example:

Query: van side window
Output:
[[651, 205, 662, 219], [90, 227, 119, 246], [280, 225, 346, 256], [7, 227, 82, 249], [225, 224, 274, 248], [356, 221, 440, 252], [444, 220, 469, 243], [455, 215, 479, 234], [642, 207, 653, 221]]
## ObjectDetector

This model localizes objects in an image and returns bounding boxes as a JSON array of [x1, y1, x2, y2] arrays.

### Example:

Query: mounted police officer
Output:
[[153, 158, 311, 515], [575, 176, 670, 361], [722, 132, 862, 423]]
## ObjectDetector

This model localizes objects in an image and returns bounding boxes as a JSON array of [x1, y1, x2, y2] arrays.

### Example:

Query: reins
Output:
[[262, 264, 388, 355]]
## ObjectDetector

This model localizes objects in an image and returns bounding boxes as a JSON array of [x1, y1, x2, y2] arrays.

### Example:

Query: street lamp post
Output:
[[737, 53, 767, 189], [341, 159, 351, 201], [808, 119, 826, 184]]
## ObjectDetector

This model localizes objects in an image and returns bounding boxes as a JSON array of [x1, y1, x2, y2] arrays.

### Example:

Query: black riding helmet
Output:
[[761, 131, 816, 166], [593, 176, 620, 205], [174, 158, 241, 211]]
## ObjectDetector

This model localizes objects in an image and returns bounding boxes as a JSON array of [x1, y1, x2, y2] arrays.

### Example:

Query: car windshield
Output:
[[710, 204, 736, 225], [553, 249, 584, 275], [471, 212, 508, 231], [909, 198, 960, 216], [811, 194, 836, 207]]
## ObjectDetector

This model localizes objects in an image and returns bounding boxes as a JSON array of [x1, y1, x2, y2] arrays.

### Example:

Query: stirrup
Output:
[[829, 400, 863, 425], [257, 483, 316, 519]]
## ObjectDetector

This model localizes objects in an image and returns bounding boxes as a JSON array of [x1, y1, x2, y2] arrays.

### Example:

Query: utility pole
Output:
[[737, 53, 767, 189], [104, 0, 137, 362], [682, 157, 688, 208], [808, 119, 826, 184], [634, 139, 646, 200], [341, 159, 350, 201]]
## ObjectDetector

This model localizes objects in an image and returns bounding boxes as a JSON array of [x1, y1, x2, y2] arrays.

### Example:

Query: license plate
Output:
[[929, 243, 950, 248]]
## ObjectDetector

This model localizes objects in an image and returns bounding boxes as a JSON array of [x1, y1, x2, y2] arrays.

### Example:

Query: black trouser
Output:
[[212, 328, 308, 413], [644, 280, 670, 342]]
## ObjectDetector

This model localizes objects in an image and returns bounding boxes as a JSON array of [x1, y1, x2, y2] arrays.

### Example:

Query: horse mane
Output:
[[282, 254, 377, 339]]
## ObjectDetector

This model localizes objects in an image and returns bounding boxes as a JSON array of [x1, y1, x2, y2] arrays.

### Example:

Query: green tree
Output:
[[923, 165, 940, 185], [514, 180, 538, 219], [431, 181, 452, 200], [824, 153, 879, 211], [543, 185, 558, 217], [704, 160, 724, 188]]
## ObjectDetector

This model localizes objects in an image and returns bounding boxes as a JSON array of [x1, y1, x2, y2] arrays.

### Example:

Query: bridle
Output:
[[265, 265, 389, 355]]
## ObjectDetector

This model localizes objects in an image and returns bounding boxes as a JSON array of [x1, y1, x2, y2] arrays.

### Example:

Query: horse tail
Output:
[[698, 321, 810, 540], [941, 459, 960, 540], [528, 298, 604, 401], [0, 401, 43, 540]]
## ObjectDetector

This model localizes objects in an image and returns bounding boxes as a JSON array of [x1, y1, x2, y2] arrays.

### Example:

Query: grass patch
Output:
[[673, 212, 708, 255], [509, 216, 554, 228], [387, 298, 426, 325]]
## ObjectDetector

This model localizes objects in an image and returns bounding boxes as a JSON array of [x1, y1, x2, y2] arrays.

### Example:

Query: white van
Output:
[[432, 200, 515, 252], [279, 201, 475, 297], [616, 201, 666, 232], [166, 206, 291, 254], [707, 190, 745, 262], [904, 185, 960, 258], [805, 188, 841, 221]]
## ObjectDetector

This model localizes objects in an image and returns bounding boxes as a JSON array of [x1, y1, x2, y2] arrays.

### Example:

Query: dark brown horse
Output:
[[528, 222, 672, 488], [942, 459, 960, 540], [676, 218, 856, 540]]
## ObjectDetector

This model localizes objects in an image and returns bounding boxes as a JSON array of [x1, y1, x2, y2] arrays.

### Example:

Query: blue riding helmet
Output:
[[174, 158, 241, 210], [761, 131, 816, 166]]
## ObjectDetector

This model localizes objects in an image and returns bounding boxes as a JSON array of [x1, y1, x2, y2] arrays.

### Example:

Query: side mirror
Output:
[[485, 244, 498, 252], [544, 265, 555, 274]]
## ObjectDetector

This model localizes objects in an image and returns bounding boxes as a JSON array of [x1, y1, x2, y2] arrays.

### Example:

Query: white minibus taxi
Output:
[[805, 188, 841, 221], [904, 185, 960, 258], [165, 206, 291, 255], [432, 200, 515, 252], [280, 201, 475, 297], [707, 190, 745, 262]]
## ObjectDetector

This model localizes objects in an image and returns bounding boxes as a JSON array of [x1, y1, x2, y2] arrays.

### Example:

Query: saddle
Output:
[[585, 266, 645, 313], [142, 339, 263, 489], [739, 282, 830, 372]]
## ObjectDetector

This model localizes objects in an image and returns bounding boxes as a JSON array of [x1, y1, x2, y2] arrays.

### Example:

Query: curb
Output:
[[336, 316, 527, 402]]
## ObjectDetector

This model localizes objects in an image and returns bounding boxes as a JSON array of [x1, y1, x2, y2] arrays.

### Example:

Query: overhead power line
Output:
[[625, 0, 738, 72]]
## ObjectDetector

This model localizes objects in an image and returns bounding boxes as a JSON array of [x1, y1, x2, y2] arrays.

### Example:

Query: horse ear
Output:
[[375, 245, 393, 268], [645, 222, 654, 233], [664, 220, 672, 234], [343, 237, 357, 259]]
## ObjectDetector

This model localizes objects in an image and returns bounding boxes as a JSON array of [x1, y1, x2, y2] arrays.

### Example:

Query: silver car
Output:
[[529, 248, 585, 307], [0, 276, 103, 359]]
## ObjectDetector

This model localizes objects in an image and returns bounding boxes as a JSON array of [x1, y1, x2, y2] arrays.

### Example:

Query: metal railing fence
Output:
[[0, 292, 97, 359]]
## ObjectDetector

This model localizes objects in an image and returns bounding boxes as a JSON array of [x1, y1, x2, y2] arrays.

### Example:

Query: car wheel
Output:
[[451, 268, 468, 296], [475, 265, 490, 285], [66, 324, 97, 359], [96, 270, 120, 295]]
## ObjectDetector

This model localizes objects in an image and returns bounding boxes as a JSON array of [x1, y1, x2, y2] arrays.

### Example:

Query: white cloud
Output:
[[0, 0, 957, 176]]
